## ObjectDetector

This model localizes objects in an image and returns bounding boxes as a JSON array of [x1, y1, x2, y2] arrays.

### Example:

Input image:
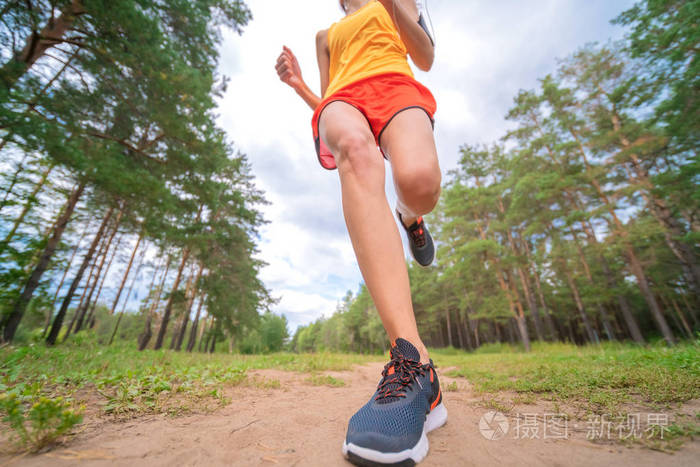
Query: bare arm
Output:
[[316, 29, 330, 98], [275, 30, 329, 111], [378, 0, 434, 71]]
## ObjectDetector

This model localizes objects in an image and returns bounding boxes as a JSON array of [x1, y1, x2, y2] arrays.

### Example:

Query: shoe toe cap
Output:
[[345, 402, 426, 452]]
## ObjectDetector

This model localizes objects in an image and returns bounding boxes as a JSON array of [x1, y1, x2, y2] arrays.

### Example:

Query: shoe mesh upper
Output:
[[345, 339, 436, 452], [348, 391, 428, 440]]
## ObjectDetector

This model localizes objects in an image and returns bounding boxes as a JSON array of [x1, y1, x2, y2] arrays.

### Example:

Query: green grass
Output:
[[305, 374, 346, 387], [0, 336, 382, 451], [1, 337, 698, 452], [432, 341, 699, 414], [442, 381, 459, 392], [431, 341, 700, 450]]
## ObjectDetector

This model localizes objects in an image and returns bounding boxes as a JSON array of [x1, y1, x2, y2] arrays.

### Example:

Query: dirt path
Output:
[[4, 363, 699, 466]]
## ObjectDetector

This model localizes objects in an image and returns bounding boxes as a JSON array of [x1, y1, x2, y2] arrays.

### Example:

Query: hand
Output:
[[275, 46, 304, 91]]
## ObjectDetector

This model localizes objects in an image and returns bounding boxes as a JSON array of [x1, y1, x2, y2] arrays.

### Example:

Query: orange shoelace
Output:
[[375, 351, 426, 401]]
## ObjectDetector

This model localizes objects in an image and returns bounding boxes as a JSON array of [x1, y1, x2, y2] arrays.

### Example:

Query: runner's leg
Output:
[[318, 101, 429, 362], [379, 108, 441, 226]]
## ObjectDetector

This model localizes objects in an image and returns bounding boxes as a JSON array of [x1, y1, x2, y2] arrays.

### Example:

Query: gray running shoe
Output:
[[342, 338, 447, 466], [397, 211, 435, 267]]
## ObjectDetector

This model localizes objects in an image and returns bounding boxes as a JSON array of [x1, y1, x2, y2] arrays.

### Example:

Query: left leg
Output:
[[379, 108, 441, 226], [341, 109, 448, 462], [318, 101, 429, 362]]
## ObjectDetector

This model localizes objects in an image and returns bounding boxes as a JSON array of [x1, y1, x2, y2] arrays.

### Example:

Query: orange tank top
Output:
[[324, 1, 414, 98]]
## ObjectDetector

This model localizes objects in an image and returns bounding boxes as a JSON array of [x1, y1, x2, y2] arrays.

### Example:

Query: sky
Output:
[[214, 0, 636, 333]]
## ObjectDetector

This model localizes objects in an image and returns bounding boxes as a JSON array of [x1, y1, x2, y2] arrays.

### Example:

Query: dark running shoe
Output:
[[342, 338, 447, 466], [396, 211, 435, 268]]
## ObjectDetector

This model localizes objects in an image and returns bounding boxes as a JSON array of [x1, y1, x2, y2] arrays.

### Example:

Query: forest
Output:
[[0, 1, 697, 355], [0, 0, 289, 353], [292, 1, 699, 353]]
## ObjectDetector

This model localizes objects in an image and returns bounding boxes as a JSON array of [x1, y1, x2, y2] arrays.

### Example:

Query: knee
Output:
[[397, 166, 441, 214], [335, 133, 381, 178]]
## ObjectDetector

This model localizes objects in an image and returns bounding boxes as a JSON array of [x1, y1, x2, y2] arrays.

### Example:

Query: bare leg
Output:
[[318, 102, 429, 362], [380, 108, 441, 227]]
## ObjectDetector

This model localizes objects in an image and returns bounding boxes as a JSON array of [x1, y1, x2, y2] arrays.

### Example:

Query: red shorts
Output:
[[311, 72, 437, 170]]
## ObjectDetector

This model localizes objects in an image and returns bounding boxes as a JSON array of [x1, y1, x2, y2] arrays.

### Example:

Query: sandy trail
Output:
[[3, 362, 698, 466]]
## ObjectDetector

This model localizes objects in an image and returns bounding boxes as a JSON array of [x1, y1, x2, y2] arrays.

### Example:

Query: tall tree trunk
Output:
[[199, 318, 211, 352], [154, 248, 190, 350], [42, 224, 90, 337], [569, 226, 616, 341], [680, 293, 698, 329], [506, 270, 531, 351], [208, 320, 218, 353], [568, 127, 674, 345], [521, 236, 558, 340], [566, 196, 644, 343], [109, 247, 146, 345], [597, 246, 644, 343], [66, 213, 121, 336], [493, 321, 502, 342], [84, 232, 123, 329], [2, 183, 84, 342], [460, 303, 475, 350], [170, 271, 194, 350], [0, 154, 28, 211], [74, 209, 123, 333], [108, 231, 143, 314], [138, 256, 171, 351], [455, 309, 465, 349], [563, 266, 598, 344], [669, 296, 693, 339], [624, 243, 675, 345], [599, 306, 617, 341], [506, 319, 516, 344], [187, 294, 206, 352], [1, 0, 85, 90], [659, 293, 685, 338], [472, 211, 531, 351], [176, 263, 204, 351], [131, 255, 162, 347], [46, 204, 113, 345], [139, 255, 163, 319], [471, 175, 531, 351], [547, 224, 598, 344], [0, 164, 53, 248], [443, 290, 453, 347], [532, 111, 646, 344], [514, 315, 529, 350], [64, 235, 104, 336], [498, 216, 543, 341], [565, 316, 576, 344]]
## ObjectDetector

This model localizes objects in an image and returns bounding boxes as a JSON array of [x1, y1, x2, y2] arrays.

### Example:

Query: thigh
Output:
[[378, 108, 440, 183], [318, 101, 376, 158]]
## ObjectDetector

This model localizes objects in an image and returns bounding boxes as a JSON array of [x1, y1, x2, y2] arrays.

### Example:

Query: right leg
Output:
[[318, 101, 429, 362]]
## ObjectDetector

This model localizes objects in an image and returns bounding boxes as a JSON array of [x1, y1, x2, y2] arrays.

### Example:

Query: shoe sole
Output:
[[342, 402, 448, 466], [411, 244, 436, 269], [411, 248, 434, 269]]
